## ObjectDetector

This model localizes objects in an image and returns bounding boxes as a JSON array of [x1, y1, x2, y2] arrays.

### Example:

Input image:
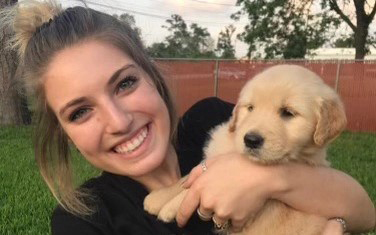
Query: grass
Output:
[[0, 126, 99, 235], [0, 126, 375, 234]]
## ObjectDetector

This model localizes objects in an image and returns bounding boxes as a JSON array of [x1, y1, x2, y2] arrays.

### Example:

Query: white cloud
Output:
[[61, 0, 249, 57]]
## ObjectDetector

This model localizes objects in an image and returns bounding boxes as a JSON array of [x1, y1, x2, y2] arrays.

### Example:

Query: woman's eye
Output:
[[69, 108, 90, 122], [116, 76, 138, 93], [280, 107, 295, 119], [247, 105, 254, 111]]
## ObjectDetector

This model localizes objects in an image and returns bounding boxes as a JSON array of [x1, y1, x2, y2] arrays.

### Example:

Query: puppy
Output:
[[144, 65, 347, 235]]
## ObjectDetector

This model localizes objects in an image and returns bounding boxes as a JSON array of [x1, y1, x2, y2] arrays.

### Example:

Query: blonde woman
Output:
[[1, 1, 374, 234]]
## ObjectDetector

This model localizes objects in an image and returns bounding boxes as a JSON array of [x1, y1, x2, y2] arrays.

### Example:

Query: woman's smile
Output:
[[110, 123, 154, 162], [113, 124, 149, 154]]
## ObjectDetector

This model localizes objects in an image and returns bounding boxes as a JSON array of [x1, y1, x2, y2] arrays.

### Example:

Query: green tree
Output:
[[232, 0, 340, 59], [333, 34, 355, 48], [147, 14, 216, 58], [370, 32, 376, 49], [216, 24, 236, 59], [321, 0, 376, 59], [333, 33, 376, 55], [234, 0, 376, 59], [113, 13, 142, 39]]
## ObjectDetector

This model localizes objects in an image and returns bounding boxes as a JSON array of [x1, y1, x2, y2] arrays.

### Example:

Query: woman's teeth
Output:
[[114, 127, 148, 154]]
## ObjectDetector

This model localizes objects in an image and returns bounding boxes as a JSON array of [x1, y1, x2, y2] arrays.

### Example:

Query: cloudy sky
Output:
[[60, 0, 376, 58], [61, 0, 250, 58]]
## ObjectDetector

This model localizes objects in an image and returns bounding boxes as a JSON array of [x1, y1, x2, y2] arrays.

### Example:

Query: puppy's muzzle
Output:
[[244, 132, 264, 149]]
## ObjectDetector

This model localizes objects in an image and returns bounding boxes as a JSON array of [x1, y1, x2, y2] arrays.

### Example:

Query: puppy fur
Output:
[[144, 65, 347, 235]]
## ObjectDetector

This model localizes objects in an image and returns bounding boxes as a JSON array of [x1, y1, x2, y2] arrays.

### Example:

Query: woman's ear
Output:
[[228, 105, 239, 132], [314, 97, 347, 146]]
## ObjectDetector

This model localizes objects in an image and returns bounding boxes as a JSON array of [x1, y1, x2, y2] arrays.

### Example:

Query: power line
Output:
[[85, 1, 168, 20], [114, 0, 235, 15], [142, 0, 237, 7], [84, 0, 245, 26], [187, 0, 236, 7]]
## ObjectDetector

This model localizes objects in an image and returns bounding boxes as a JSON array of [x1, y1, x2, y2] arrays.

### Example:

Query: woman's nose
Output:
[[103, 101, 133, 135]]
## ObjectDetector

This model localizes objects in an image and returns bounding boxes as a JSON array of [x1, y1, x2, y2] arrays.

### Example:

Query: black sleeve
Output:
[[177, 97, 234, 175]]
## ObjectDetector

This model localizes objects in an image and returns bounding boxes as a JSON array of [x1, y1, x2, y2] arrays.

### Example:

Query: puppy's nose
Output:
[[244, 132, 264, 149]]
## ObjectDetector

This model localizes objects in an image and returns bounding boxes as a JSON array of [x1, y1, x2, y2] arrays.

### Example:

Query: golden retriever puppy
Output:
[[144, 64, 347, 235]]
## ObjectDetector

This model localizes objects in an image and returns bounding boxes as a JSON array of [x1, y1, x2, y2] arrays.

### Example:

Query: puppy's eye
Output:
[[280, 107, 295, 119], [247, 105, 254, 112]]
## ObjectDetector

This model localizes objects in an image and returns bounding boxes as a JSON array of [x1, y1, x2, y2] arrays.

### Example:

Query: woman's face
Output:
[[44, 40, 171, 177]]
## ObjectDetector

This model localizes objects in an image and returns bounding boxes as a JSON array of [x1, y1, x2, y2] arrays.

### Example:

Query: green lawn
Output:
[[0, 126, 375, 234], [0, 126, 99, 235]]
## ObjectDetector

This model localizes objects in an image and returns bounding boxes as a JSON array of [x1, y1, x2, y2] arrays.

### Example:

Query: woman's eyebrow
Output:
[[58, 64, 137, 117], [108, 64, 136, 86], [59, 97, 86, 117]]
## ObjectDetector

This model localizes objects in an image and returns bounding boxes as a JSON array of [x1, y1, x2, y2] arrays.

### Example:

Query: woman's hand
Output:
[[273, 163, 375, 233], [176, 153, 284, 232], [176, 155, 375, 233]]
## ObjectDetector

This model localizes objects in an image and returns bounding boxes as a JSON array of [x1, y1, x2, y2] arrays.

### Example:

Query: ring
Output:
[[196, 208, 212, 221], [201, 160, 208, 172], [212, 216, 230, 230]]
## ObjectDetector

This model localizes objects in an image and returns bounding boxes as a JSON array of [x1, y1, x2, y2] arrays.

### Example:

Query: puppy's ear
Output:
[[314, 98, 347, 146], [228, 105, 239, 132]]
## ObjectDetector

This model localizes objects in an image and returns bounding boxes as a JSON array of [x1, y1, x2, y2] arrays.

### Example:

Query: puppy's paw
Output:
[[144, 180, 187, 218], [157, 205, 179, 223], [157, 190, 187, 223], [144, 193, 166, 215]]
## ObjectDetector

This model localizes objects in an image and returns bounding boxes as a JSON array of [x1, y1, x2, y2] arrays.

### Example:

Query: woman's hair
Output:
[[0, 0, 177, 216]]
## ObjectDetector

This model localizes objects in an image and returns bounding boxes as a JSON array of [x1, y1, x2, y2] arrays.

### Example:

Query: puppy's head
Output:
[[229, 65, 346, 164]]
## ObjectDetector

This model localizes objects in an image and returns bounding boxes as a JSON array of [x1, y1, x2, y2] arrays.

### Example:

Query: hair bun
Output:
[[0, 0, 62, 57]]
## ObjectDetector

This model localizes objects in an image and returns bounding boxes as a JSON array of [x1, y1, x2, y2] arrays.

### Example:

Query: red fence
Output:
[[155, 59, 376, 132]]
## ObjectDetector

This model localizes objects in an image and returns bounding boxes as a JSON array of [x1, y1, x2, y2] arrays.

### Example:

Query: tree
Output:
[[234, 0, 376, 60], [113, 13, 142, 40], [147, 14, 216, 58], [0, 0, 30, 125], [331, 33, 376, 55], [333, 34, 355, 48], [370, 32, 376, 49], [232, 0, 340, 59], [216, 24, 236, 59], [321, 0, 376, 59]]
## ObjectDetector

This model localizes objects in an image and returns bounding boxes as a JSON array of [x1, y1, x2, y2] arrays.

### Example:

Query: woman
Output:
[[1, 1, 374, 234]]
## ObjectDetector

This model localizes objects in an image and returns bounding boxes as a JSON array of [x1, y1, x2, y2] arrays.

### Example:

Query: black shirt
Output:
[[51, 97, 234, 235]]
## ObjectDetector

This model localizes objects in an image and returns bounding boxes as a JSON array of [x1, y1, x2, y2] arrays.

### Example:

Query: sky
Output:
[[61, 0, 250, 58], [59, 0, 376, 58]]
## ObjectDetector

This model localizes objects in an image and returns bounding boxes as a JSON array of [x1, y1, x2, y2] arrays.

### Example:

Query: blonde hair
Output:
[[0, 0, 177, 216]]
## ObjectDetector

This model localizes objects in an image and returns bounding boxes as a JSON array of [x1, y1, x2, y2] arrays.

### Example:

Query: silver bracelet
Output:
[[332, 217, 347, 232]]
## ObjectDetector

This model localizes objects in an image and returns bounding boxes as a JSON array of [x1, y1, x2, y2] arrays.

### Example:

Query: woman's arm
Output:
[[275, 162, 375, 232], [176, 154, 375, 233]]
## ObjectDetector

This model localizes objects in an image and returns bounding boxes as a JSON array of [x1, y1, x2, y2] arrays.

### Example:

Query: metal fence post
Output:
[[214, 60, 219, 97], [335, 60, 341, 92]]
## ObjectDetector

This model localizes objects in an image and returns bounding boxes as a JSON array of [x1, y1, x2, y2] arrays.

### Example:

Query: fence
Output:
[[155, 59, 376, 132]]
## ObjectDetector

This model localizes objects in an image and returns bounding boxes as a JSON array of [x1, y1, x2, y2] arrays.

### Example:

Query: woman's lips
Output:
[[113, 124, 149, 154]]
